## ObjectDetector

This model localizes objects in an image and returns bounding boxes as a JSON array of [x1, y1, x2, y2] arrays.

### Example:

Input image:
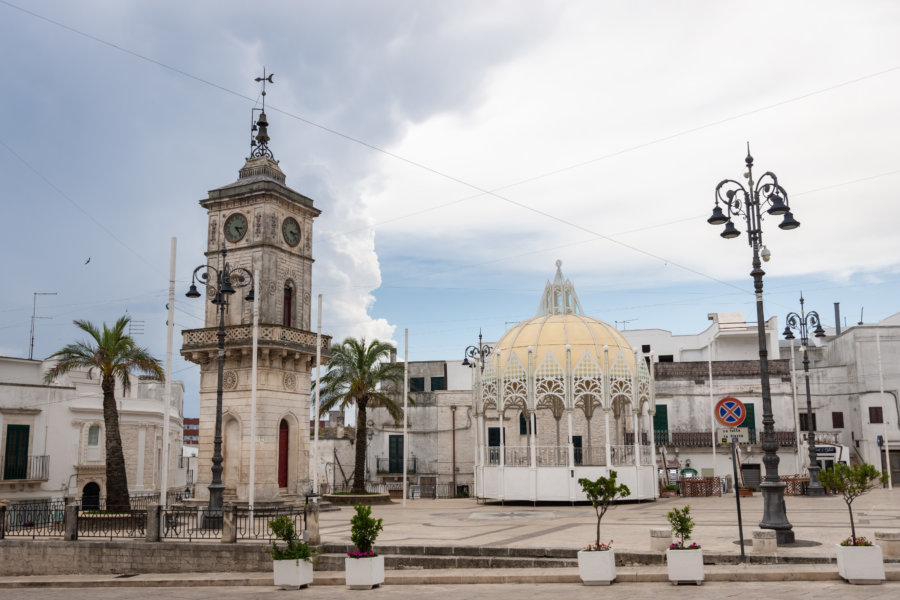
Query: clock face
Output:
[[282, 217, 301, 247], [224, 213, 248, 242]]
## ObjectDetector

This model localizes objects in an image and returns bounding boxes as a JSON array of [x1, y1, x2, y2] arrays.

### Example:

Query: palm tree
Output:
[[44, 316, 163, 511], [319, 338, 405, 493]]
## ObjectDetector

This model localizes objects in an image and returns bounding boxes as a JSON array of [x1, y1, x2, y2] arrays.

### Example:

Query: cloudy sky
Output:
[[2, 1, 900, 416]]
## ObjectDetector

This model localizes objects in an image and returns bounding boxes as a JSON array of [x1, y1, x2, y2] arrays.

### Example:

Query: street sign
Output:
[[715, 397, 747, 427]]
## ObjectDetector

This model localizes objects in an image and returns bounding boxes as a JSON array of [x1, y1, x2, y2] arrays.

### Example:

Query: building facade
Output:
[[0, 356, 186, 503]]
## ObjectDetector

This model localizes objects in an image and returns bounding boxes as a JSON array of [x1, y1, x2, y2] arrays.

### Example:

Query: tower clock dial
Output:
[[282, 217, 301, 247], [224, 213, 248, 242]]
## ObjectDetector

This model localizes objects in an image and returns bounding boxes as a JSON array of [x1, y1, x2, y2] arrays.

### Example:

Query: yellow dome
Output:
[[495, 313, 635, 375]]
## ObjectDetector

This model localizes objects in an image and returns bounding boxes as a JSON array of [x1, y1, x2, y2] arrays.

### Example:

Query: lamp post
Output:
[[782, 294, 826, 496], [464, 330, 493, 481], [707, 145, 800, 544], [463, 329, 493, 374], [186, 245, 254, 518]]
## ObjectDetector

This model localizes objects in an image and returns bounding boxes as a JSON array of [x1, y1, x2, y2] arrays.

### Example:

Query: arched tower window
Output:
[[283, 281, 294, 326], [278, 419, 289, 488]]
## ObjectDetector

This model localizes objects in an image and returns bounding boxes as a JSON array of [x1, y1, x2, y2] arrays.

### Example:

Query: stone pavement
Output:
[[317, 487, 900, 556]]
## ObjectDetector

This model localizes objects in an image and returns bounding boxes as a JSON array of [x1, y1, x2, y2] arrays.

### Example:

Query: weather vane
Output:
[[250, 68, 275, 159]]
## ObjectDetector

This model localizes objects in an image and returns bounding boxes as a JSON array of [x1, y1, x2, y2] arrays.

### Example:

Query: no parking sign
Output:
[[715, 397, 746, 427]]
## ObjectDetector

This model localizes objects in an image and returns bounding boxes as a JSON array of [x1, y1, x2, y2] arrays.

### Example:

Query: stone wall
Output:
[[0, 540, 271, 576]]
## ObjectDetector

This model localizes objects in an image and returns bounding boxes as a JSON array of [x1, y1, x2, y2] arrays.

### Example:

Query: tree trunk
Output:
[[102, 376, 130, 512], [352, 399, 368, 494], [847, 501, 856, 544]]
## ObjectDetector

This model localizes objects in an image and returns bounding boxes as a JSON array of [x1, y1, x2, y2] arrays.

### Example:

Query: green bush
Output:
[[349, 504, 384, 556], [268, 515, 313, 562], [666, 505, 696, 548]]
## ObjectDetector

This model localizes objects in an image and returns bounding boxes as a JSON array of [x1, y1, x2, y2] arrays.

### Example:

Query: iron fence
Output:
[[235, 507, 305, 541], [76, 507, 147, 540], [160, 507, 222, 541], [318, 483, 389, 495], [3, 498, 66, 538], [504, 446, 530, 466], [535, 446, 567, 466], [577, 446, 607, 466], [610, 444, 635, 466]]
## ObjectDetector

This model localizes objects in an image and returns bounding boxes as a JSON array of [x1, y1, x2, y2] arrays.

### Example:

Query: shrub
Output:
[[349, 504, 383, 557], [268, 515, 313, 562], [666, 505, 697, 549]]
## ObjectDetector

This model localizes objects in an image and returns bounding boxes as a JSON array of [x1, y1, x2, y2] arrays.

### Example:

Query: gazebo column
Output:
[[604, 409, 612, 467], [499, 409, 505, 468], [530, 412, 537, 468], [632, 409, 640, 466], [567, 409, 574, 468]]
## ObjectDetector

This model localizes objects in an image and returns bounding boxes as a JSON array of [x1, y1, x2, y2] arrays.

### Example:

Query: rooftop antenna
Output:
[[249, 68, 275, 159], [615, 319, 637, 330], [29, 292, 57, 360], [858, 307, 864, 326]]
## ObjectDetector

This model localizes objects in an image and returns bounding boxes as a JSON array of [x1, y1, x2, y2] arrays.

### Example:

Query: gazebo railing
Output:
[[535, 446, 567, 466], [610, 445, 635, 466], [576, 446, 607, 466], [504, 446, 530, 467]]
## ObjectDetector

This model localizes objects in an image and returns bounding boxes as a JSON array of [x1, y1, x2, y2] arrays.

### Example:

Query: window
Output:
[[653, 405, 668, 445], [409, 377, 425, 392], [869, 406, 884, 424], [832, 412, 844, 429], [87, 425, 101, 461], [430, 376, 446, 391], [641, 344, 651, 353], [799, 413, 817, 432], [282, 282, 294, 326], [658, 355, 674, 362], [388, 435, 403, 473]]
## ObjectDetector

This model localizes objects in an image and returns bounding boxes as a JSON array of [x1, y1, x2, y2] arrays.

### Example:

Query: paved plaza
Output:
[[318, 488, 900, 556]]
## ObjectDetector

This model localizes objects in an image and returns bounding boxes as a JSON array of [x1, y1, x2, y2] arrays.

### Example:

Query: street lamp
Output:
[[463, 329, 492, 374], [708, 144, 800, 544], [782, 294, 826, 496], [186, 244, 254, 519]]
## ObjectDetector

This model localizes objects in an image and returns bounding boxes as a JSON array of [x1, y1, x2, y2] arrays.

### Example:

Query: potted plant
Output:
[[818, 463, 888, 585], [345, 504, 385, 589], [665, 505, 703, 585], [268, 515, 314, 589], [577, 471, 630, 585], [660, 484, 679, 498], [737, 485, 754, 497]]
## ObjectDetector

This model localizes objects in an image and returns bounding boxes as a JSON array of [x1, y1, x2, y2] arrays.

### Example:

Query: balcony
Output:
[[376, 456, 417, 474], [654, 430, 796, 447], [1, 455, 50, 481]]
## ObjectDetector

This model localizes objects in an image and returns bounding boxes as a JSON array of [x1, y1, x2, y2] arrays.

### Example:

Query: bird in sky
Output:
[[84, 257, 91, 264]]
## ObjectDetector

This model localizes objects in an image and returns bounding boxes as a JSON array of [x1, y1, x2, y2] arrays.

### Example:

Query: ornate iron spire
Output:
[[250, 68, 275, 159], [536, 260, 584, 316]]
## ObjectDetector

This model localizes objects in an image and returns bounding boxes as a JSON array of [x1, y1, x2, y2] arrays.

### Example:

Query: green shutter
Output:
[[653, 405, 668, 431]]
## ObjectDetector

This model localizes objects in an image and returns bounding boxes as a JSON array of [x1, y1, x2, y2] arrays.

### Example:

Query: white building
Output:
[[0, 356, 186, 504]]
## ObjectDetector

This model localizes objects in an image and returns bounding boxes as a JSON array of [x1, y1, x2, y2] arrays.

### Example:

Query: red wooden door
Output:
[[278, 420, 289, 488]]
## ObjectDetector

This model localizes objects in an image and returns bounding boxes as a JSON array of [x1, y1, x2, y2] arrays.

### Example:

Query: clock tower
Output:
[[182, 84, 330, 504]]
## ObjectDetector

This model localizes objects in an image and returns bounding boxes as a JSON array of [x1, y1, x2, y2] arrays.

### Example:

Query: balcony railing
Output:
[[654, 430, 796, 447], [376, 457, 417, 474], [1, 455, 49, 481]]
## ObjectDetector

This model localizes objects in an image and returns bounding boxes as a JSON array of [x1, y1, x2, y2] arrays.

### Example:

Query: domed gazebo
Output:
[[472, 262, 658, 502]]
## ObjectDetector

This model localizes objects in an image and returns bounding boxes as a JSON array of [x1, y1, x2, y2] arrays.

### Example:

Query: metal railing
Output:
[[77, 507, 146, 539], [160, 506, 221, 541], [235, 507, 305, 541], [576, 446, 607, 466], [640, 445, 652, 465], [504, 446, 531, 467], [487, 447, 500, 465], [318, 483, 389, 495], [610, 445, 635, 466], [2, 498, 66, 538], [0, 455, 50, 481], [535, 446, 567, 467], [624, 432, 649, 445], [375, 457, 417, 474]]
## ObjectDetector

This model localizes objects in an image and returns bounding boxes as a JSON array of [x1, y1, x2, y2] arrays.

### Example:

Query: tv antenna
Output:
[[29, 292, 57, 360], [615, 319, 637, 330]]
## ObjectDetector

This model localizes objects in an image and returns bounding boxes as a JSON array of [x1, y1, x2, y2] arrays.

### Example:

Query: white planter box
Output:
[[345, 555, 385, 590], [273, 558, 313, 589], [835, 544, 884, 584], [577, 549, 616, 585], [666, 548, 704, 585]]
